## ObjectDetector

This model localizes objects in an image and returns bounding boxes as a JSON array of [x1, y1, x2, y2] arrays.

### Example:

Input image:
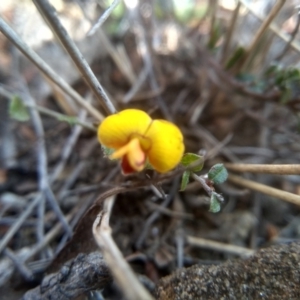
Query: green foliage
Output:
[[180, 170, 190, 191], [9, 96, 30, 122], [208, 22, 221, 50], [181, 153, 204, 172], [180, 153, 203, 191], [208, 163, 228, 185], [225, 47, 245, 69], [236, 72, 267, 93], [102, 145, 115, 158], [57, 115, 78, 126], [264, 64, 300, 103], [209, 192, 221, 213]]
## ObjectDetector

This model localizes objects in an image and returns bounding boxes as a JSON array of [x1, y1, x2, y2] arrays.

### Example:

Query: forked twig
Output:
[[239, 0, 300, 54], [93, 196, 154, 300], [237, 0, 286, 70], [0, 17, 103, 120], [33, 0, 116, 115], [275, 6, 300, 61], [87, 0, 121, 36]]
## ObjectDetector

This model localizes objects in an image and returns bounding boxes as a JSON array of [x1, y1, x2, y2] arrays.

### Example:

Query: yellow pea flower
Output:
[[98, 109, 184, 174]]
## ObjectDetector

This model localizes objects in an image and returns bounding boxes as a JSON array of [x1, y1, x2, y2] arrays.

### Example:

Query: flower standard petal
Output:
[[146, 120, 184, 173], [98, 109, 152, 148]]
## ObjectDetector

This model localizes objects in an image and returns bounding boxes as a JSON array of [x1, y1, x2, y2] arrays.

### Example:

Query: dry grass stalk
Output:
[[228, 174, 300, 206], [237, 0, 286, 71], [187, 236, 255, 257], [225, 163, 300, 175]]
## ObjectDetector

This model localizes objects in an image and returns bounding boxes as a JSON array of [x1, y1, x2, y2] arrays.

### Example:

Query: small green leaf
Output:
[[208, 163, 228, 184], [180, 170, 190, 191], [181, 153, 204, 172], [208, 22, 221, 50], [9, 96, 30, 122], [101, 145, 115, 158], [145, 161, 154, 170], [57, 115, 78, 126], [264, 64, 279, 76], [225, 47, 245, 70], [279, 87, 292, 104], [209, 192, 221, 213]]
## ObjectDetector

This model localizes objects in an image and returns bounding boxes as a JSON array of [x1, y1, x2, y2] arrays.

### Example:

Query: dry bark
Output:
[[156, 242, 300, 300], [22, 252, 112, 300]]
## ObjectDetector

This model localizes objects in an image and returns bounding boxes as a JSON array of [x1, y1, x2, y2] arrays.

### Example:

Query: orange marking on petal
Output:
[[110, 138, 146, 172]]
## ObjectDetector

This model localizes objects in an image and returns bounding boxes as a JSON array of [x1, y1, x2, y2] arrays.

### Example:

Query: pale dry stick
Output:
[[32, 105, 96, 131], [228, 174, 300, 206], [76, 0, 136, 85], [4, 248, 33, 281], [0, 18, 103, 120], [239, 0, 300, 54], [0, 194, 42, 254], [0, 210, 74, 288], [97, 29, 136, 85], [237, 0, 286, 71], [221, 1, 242, 63], [50, 108, 88, 183], [275, 6, 300, 61], [225, 164, 300, 175], [93, 196, 154, 300], [0, 86, 96, 131], [187, 236, 255, 257], [14, 61, 73, 240], [87, 0, 121, 36], [8, 51, 46, 242], [127, 5, 171, 120], [33, 0, 116, 115], [192, 173, 225, 203]]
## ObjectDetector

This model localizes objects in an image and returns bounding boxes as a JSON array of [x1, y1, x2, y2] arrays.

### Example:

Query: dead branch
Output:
[[156, 242, 300, 299], [22, 252, 112, 300], [93, 196, 154, 300]]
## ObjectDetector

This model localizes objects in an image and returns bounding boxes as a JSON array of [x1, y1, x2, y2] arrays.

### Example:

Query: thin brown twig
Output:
[[225, 163, 300, 175], [187, 236, 255, 257], [228, 174, 300, 206]]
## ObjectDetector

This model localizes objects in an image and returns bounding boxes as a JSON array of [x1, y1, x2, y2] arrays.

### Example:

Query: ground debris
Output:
[[22, 252, 112, 300], [156, 242, 300, 300]]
